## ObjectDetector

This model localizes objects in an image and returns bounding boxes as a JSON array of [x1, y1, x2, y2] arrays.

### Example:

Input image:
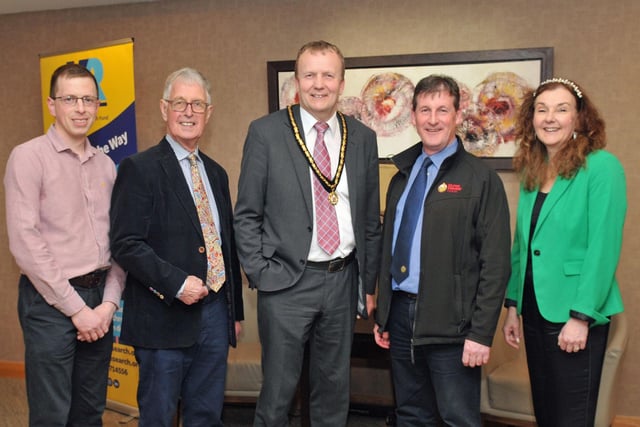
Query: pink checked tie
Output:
[[188, 153, 225, 292], [313, 122, 340, 254]]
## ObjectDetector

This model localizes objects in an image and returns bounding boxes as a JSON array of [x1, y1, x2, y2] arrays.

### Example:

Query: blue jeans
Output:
[[134, 292, 229, 427], [388, 292, 481, 427]]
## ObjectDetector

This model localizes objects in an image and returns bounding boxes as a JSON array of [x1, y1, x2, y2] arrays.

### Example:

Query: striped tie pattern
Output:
[[313, 122, 340, 254]]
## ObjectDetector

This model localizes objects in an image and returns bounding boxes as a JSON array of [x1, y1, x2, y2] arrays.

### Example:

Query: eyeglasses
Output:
[[163, 99, 209, 114], [53, 95, 100, 107]]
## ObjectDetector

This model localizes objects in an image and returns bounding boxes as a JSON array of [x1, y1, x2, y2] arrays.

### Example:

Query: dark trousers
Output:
[[134, 291, 229, 427], [388, 292, 481, 427], [18, 275, 113, 427], [522, 284, 609, 427], [254, 263, 358, 427]]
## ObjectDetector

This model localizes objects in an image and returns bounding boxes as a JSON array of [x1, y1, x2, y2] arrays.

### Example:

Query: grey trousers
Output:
[[18, 275, 113, 427], [254, 263, 358, 427]]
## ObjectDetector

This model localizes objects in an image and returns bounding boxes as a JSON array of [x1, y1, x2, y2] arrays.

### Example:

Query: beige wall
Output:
[[0, 0, 638, 416]]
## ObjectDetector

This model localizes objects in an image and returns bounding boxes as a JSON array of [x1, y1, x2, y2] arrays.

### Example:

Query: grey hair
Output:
[[162, 67, 212, 104]]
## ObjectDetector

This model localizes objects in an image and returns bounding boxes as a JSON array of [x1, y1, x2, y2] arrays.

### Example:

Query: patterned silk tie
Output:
[[390, 156, 433, 284], [188, 153, 225, 292], [313, 122, 340, 255]]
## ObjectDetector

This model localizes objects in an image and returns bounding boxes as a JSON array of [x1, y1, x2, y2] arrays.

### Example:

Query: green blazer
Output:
[[506, 150, 626, 326]]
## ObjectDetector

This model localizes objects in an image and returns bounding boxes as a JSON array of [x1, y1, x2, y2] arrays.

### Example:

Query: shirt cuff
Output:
[[176, 278, 187, 298]]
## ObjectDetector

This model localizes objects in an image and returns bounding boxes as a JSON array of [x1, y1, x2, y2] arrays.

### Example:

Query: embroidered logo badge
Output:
[[437, 182, 463, 193]]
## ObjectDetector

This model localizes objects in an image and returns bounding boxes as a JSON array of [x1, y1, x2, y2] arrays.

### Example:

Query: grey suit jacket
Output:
[[234, 105, 381, 317]]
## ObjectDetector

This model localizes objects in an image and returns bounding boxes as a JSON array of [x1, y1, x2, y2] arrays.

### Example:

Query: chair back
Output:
[[594, 312, 629, 427]]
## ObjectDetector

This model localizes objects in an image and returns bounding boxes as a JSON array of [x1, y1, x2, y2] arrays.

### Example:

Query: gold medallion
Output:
[[287, 105, 348, 201], [328, 191, 339, 205]]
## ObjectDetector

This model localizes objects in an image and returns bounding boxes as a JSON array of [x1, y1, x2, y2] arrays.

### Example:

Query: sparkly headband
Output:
[[534, 78, 583, 98]]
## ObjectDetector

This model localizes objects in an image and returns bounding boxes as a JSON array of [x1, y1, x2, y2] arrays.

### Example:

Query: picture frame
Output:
[[267, 47, 553, 170]]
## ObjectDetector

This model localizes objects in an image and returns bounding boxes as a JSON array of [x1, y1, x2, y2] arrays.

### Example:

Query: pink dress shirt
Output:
[[4, 125, 125, 316]]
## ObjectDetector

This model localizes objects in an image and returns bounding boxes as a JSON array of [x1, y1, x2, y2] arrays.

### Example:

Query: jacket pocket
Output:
[[563, 260, 583, 276]]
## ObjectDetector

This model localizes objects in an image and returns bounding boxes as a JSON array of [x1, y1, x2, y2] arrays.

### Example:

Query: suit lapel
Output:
[[158, 140, 202, 235], [345, 117, 359, 222], [530, 177, 572, 240], [518, 189, 535, 247], [284, 105, 314, 219]]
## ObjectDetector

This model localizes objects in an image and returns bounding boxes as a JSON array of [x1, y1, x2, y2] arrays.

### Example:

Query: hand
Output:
[[93, 302, 118, 335], [359, 293, 376, 319], [366, 294, 377, 318], [178, 275, 208, 305], [558, 317, 589, 353], [72, 306, 106, 343], [462, 339, 491, 367], [373, 325, 390, 349], [502, 306, 522, 350], [235, 321, 243, 339]]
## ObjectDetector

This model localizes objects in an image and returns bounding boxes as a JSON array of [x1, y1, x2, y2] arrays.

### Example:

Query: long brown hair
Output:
[[513, 80, 606, 190]]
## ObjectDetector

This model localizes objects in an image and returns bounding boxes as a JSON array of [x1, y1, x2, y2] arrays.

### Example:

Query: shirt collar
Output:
[[299, 107, 339, 141], [424, 137, 459, 168], [166, 134, 199, 162], [47, 124, 97, 159]]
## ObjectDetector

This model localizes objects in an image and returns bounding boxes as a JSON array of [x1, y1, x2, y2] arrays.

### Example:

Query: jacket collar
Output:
[[392, 137, 466, 175], [524, 175, 573, 240]]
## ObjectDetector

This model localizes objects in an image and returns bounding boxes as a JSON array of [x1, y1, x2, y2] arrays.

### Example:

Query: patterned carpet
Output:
[[0, 377, 391, 426]]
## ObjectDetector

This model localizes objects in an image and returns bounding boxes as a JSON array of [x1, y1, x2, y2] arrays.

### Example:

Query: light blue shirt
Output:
[[391, 139, 459, 294], [165, 135, 222, 240]]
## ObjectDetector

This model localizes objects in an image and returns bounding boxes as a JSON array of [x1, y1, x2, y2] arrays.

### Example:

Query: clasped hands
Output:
[[177, 276, 244, 339], [74, 276, 212, 342], [178, 275, 209, 305], [73, 302, 117, 343]]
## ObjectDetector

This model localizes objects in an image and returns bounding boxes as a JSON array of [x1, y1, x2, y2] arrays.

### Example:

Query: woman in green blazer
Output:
[[502, 78, 626, 427]]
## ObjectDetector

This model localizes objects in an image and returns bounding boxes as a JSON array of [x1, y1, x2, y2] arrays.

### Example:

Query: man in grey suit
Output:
[[234, 40, 381, 427]]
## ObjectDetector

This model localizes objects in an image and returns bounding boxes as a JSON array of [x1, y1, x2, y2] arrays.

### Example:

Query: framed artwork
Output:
[[267, 47, 553, 170]]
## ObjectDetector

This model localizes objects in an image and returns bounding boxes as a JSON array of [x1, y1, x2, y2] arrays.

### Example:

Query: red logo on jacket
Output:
[[437, 182, 463, 193]]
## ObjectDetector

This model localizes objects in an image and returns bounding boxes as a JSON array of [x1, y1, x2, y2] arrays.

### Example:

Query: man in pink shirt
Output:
[[4, 63, 125, 427]]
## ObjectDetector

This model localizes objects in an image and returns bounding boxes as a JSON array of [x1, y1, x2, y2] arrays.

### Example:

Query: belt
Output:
[[306, 251, 355, 273], [69, 267, 110, 289], [394, 290, 417, 299]]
